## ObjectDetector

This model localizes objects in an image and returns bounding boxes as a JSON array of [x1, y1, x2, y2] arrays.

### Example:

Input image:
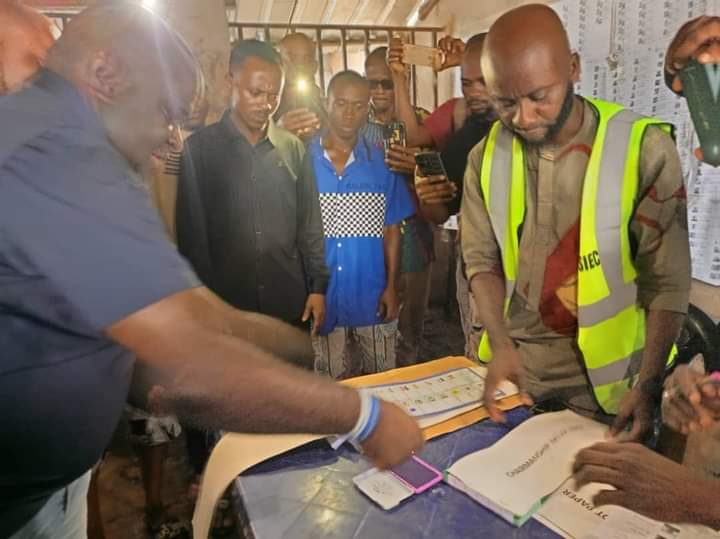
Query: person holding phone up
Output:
[[362, 46, 446, 366], [274, 32, 326, 143]]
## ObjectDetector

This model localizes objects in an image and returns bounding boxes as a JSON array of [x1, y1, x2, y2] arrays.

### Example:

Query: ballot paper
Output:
[[330, 366, 518, 448], [445, 410, 607, 526], [193, 357, 525, 538], [366, 366, 516, 419], [536, 479, 720, 539]]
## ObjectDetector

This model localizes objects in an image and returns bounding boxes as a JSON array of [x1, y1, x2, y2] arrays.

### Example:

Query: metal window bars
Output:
[[40, 12, 443, 109], [228, 22, 442, 109]]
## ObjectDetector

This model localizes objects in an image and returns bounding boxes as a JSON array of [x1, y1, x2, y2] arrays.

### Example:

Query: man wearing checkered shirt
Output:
[[306, 70, 415, 379]]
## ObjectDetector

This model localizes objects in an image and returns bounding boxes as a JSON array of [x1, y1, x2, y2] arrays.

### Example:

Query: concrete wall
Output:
[[153, 0, 231, 123]]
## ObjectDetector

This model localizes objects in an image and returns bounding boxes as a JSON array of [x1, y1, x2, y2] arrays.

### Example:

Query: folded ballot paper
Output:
[[445, 410, 607, 526]]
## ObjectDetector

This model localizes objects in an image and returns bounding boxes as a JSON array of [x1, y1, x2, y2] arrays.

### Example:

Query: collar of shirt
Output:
[[220, 109, 284, 149], [31, 69, 107, 141], [309, 133, 373, 169], [320, 137, 357, 169]]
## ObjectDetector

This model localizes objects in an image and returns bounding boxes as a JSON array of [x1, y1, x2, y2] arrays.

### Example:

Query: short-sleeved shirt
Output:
[[0, 70, 198, 537], [424, 97, 463, 151], [308, 135, 415, 334]]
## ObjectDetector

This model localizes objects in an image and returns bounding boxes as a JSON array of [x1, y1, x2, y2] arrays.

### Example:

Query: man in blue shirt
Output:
[[0, 7, 422, 538], [308, 71, 415, 379]]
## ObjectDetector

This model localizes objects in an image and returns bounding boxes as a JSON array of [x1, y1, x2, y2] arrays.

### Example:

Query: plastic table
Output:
[[233, 407, 562, 539]]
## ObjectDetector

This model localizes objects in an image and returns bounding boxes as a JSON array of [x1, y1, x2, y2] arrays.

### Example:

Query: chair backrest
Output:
[[674, 303, 719, 370]]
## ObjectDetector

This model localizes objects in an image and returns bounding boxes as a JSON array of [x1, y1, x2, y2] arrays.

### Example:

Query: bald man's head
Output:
[[0, 1, 54, 94], [278, 32, 317, 82], [482, 3, 580, 144], [45, 4, 200, 169]]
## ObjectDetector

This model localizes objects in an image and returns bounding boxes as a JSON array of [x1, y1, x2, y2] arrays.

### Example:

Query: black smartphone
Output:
[[383, 121, 407, 155], [414, 151, 448, 177]]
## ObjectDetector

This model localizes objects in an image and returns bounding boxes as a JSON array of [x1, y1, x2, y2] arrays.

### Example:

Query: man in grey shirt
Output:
[[0, 6, 422, 537]]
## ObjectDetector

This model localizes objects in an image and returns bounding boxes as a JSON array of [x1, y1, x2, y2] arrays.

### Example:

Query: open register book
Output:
[[445, 410, 607, 526]]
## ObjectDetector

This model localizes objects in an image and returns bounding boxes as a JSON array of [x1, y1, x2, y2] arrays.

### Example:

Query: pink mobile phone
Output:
[[390, 456, 443, 494]]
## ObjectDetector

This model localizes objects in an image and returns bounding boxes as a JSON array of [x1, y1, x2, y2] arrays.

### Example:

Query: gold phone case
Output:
[[402, 44, 444, 69]]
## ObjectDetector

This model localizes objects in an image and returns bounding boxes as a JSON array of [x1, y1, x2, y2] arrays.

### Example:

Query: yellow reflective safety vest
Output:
[[477, 98, 674, 414]]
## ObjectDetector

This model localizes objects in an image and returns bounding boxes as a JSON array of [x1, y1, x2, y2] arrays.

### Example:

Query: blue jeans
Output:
[[10, 470, 92, 539]]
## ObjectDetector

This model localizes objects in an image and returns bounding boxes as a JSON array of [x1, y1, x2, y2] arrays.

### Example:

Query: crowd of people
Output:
[[2, 0, 720, 537]]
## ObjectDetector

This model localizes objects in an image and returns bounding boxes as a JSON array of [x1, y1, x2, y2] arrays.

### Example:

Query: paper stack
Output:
[[445, 410, 607, 526]]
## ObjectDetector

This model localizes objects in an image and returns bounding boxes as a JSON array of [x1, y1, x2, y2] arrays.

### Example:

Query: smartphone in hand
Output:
[[402, 44, 445, 70], [414, 151, 448, 178], [383, 121, 407, 156]]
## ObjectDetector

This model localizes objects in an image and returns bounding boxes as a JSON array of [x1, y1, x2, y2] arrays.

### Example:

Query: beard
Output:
[[511, 83, 576, 146], [544, 83, 576, 142]]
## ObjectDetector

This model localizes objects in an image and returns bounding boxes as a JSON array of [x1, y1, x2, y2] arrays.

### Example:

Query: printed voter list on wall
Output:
[[552, 0, 720, 285]]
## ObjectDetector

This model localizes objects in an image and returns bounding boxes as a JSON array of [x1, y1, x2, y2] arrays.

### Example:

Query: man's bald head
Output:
[[45, 4, 201, 169], [0, 1, 54, 94], [46, 3, 198, 94], [278, 32, 317, 82], [482, 3, 580, 144], [484, 4, 571, 80]]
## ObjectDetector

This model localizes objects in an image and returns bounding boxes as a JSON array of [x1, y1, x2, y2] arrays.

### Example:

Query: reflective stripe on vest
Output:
[[477, 98, 673, 414]]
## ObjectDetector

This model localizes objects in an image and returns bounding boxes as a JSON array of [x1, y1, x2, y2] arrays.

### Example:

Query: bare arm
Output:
[[195, 287, 314, 368], [114, 286, 425, 468], [393, 74, 434, 148], [414, 174, 457, 225], [112, 287, 356, 433], [418, 199, 451, 225], [383, 146, 452, 225], [376, 224, 402, 321], [387, 39, 435, 148], [573, 441, 720, 527]]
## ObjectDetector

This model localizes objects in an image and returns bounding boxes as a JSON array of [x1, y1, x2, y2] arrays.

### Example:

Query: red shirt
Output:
[[424, 97, 461, 151]]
